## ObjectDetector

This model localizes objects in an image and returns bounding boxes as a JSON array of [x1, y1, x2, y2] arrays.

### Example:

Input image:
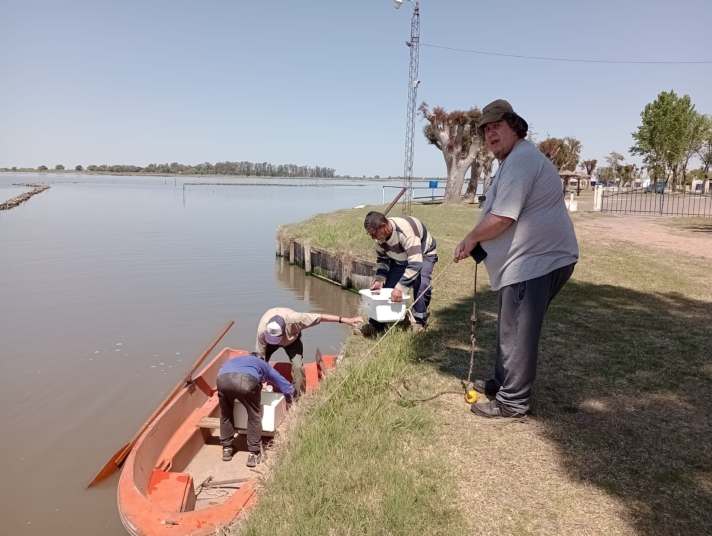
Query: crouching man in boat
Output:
[[256, 307, 362, 395], [217, 353, 294, 467]]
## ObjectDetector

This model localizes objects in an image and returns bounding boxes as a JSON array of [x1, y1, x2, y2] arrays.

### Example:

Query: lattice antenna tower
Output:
[[400, 0, 420, 215]]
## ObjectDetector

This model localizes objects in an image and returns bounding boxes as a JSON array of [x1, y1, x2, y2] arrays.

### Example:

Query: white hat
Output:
[[264, 316, 285, 345]]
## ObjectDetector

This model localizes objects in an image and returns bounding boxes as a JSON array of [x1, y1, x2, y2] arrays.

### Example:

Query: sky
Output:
[[1, 0, 711, 177]]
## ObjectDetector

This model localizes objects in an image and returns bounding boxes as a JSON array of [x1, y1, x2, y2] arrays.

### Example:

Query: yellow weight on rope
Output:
[[465, 389, 479, 404]]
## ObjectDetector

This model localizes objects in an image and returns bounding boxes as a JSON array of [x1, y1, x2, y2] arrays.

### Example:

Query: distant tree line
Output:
[[1, 160, 336, 178]]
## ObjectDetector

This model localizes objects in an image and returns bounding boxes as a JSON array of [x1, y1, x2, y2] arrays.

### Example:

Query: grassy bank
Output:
[[239, 205, 712, 535]]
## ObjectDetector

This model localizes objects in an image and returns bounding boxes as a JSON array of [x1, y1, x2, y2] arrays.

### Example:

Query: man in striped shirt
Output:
[[363, 211, 438, 332]]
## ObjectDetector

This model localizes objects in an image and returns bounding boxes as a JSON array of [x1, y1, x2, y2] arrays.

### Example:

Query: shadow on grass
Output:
[[419, 280, 712, 535], [682, 223, 712, 233]]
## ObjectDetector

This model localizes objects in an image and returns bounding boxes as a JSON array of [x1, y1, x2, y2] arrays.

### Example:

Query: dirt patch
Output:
[[574, 213, 712, 260]]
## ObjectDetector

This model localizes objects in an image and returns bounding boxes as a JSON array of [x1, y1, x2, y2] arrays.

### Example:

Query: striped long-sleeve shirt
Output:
[[374, 216, 437, 291]]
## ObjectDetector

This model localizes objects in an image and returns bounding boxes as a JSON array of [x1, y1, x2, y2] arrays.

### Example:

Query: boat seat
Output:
[[148, 470, 196, 513]]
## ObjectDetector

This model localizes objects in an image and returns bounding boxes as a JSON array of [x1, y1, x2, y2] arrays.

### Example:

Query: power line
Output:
[[422, 42, 712, 65]]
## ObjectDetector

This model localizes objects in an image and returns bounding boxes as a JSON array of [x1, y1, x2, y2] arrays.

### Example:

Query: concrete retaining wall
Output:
[[276, 231, 375, 291]]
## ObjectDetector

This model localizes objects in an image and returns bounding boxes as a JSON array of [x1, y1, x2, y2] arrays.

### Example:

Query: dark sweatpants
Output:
[[264, 334, 304, 394], [371, 255, 438, 329], [494, 263, 575, 414], [216, 372, 262, 454]]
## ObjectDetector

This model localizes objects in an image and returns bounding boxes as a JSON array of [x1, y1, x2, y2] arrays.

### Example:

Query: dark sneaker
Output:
[[246, 451, 262, 468], [222, 446, 234, 462], [470, 399, 526, 419], [473, 378, 500, 398]]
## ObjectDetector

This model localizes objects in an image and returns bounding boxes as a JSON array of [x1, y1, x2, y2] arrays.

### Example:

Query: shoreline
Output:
[[0, 170, 443, 183], [237, 204, 712, 535]]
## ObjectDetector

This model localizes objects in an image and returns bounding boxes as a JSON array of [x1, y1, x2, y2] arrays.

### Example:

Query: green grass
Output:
[[279, 203, 479, 261], [239, 332, 463, 535], [238, 205, 712, 536]]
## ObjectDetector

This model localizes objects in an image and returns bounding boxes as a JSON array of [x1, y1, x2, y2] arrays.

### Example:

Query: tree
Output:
[[581, 159, 597, 191], [681, 112, 708, 184], [605, 151, 625, 182], [75, 165, 83, 171], [537, 137, 582, 171], [465, 145, 494, 201], [695, 115, 712, 179], [419, 103, 481, 203], [620, 164, 637, 186], [631, 90, 701, 190], [596, 166, 615, 185], [582, 159, 597, 176], [38, 165, 48, 171], [55, 164, 65, 171]]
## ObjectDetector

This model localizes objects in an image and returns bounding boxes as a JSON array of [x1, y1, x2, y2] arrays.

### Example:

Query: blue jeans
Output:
[[217, 372, 262, 454]]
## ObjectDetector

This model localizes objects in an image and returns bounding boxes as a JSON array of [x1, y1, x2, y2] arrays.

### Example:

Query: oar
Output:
[[384, 186, 407, 215], [87, 320, 235, 488]]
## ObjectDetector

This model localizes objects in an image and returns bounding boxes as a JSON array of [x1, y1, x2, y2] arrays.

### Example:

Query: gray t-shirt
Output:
[[480, 139, 579, 290]]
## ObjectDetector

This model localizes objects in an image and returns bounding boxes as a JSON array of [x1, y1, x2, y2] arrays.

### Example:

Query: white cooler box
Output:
[[233, 391, 287, 433], [359, 288, 410, 322]]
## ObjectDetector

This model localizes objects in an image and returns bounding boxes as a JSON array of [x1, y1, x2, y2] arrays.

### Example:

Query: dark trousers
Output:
[[216, 372, 262, 454], [371, 255, 438, 329], [494, 263, 575, 413], [264, 335, 304, 394]]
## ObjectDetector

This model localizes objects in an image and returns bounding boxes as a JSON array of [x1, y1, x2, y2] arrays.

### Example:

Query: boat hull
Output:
[[117, 347, 333, 535]]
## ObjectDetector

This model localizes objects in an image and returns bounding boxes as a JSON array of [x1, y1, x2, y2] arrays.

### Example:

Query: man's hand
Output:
[[390, 288, 403, 303], [370, 279, 383, 293], [342, 316, 363, 328], [454, 236, 477, 263]]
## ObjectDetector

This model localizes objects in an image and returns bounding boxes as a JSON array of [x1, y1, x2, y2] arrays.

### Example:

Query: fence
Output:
[[599, 186, 712, 217], [381, 181, 486, 205], [381, 184, 446, 204]]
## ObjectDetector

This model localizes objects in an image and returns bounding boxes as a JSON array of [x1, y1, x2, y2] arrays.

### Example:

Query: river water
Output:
[[0, 173, 388, 535]]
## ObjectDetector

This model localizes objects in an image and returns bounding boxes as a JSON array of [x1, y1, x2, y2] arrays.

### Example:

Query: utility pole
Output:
[[397, 0, 420, 215]]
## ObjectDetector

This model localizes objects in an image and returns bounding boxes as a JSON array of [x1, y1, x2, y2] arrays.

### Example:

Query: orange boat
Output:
[[117, 347, 336, 536]]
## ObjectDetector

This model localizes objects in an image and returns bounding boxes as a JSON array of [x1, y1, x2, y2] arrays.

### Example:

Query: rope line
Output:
[[397, 260, 480, 405], [422, 42, 712, 65], [319, 258, 460, 408], [465, 263, 478, 389]]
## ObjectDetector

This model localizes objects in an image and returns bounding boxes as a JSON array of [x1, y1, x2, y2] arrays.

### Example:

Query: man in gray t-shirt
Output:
[[454, 99, 578, 418]]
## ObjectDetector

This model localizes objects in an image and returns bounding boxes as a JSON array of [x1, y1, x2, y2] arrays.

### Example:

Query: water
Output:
[[0, 183, 34, 203], [0, 173, 388, 535]]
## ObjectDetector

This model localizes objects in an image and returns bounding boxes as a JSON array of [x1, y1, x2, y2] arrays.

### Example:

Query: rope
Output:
[[395, 260, 480, 405], [464, 263, 478, 390], [319, 258, 459, 408]]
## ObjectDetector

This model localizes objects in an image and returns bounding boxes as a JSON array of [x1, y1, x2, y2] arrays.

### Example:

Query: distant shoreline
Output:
[[0, 170, 443, 182]]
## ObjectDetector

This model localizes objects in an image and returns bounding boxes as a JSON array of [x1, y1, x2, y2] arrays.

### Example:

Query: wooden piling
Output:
[[304, 242, 312, 273], [340, 256, 352, 288]]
